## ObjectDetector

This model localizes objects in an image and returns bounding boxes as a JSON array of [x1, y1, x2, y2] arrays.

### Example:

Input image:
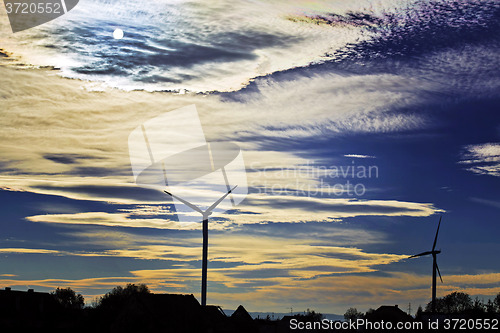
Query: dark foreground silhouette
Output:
[[0, 285, 256, 333], [1, 285, 499, 332]]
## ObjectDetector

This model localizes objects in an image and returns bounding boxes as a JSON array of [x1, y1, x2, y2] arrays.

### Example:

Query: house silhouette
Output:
[[230, 305, 257, 333], [0, 287, 62, 314], [0, 287, 67, 331], [365, 304, 414, 325]]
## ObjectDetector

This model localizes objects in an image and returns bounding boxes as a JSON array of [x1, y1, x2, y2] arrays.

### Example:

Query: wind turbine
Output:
[[164, 185, 237, 307], [409, 216, 443, 313]]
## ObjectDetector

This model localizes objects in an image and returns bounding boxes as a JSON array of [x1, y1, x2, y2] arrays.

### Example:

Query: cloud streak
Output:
[[25, 194, 443, 230], [460, 143, 500, 177]]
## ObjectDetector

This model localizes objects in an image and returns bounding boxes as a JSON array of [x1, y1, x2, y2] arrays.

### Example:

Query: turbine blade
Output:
[[164, 190, 203, 214], [432, 216, 442, 251], [409, 251, 433, 259], [206, 185, 237, 214], [436, 262, 443, 283]]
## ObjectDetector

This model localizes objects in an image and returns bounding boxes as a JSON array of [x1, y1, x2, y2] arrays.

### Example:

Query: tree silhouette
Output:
[[472, 297, 485, 313], [486, 299, 496, 314], [344, 307, 364, 321], [51, 287, 84, 309], [98, 283, 150, 309], [415, 305, 423, 319], [425, 291, 473, 313], [494, 292, 500, 313], [365, 308, 375, 317], [304, 309, 323, 321]]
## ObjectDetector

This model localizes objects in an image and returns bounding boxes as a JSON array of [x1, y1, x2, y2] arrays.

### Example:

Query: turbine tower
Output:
[[409, 216, 443, 313], [164, 185, 237, 307], [128, 105, 247, 306]]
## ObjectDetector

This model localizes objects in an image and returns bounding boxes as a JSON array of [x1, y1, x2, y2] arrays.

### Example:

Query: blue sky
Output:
[[0, 0, 499, 315]]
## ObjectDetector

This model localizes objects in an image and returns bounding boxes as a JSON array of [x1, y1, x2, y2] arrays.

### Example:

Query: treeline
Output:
[[7, 285, 500, 332], [423, 291, 500, 315], [344, 291, 500, 320]]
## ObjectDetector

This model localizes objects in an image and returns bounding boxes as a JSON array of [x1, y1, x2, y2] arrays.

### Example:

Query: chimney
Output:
[[395, 305, 398, 308]]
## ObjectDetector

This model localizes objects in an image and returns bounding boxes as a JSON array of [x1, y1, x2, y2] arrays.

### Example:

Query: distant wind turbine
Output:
[[164, 185, 237, 307], [409, 216, 443, 313]]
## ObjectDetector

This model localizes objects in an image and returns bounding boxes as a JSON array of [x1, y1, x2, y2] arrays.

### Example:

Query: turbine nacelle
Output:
[[408, 250, 441, 259]]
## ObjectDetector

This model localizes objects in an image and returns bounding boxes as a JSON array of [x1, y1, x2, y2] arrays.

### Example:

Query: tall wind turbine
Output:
[[409, 216, 443, 313], [164, 185, 237, 307]]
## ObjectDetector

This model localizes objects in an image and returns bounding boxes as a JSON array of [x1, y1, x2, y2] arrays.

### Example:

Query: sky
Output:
[[0, 0, 499, 315]]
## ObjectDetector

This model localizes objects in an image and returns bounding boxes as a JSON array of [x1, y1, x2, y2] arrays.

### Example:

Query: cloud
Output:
[[233, 195, 443, 223], [0, 248, 60, 254], [0, 229, 497, 313], [470, 197, 500, 209], [26, 212, 200, 230], [0, 56, 435, 211], [1, 0, 379, 93], [0, 230, 412, 309], [0, 243, 203, 263], [25, 194, 442, 230], [203, 271, 500, 312], [215, 72, 431, 141], [2, 269, 500, 313], [344, 154, 376, 159], [459, 143, 500, 177]]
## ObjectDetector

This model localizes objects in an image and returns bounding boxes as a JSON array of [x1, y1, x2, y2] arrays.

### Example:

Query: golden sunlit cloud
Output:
[[25, 194, 442, 231], [26, 212, 199, 230], [0, 248, 60, 254]]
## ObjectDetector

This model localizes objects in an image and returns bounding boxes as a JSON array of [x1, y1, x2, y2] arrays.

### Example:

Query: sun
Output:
[[113, 28, 124, 40]]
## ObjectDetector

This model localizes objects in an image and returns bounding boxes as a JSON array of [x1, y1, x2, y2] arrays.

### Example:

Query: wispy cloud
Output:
[[26, 194, 443, 230], [460, 143, 500, 177], [0, 57, 434, 212], [235, 195, 443, 223], [470, 197, 500, 209], [344, 154, 376, 159], [1, 0, 379, 93], [0, 248, 60, 254], [26, 212, 200, 230]]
